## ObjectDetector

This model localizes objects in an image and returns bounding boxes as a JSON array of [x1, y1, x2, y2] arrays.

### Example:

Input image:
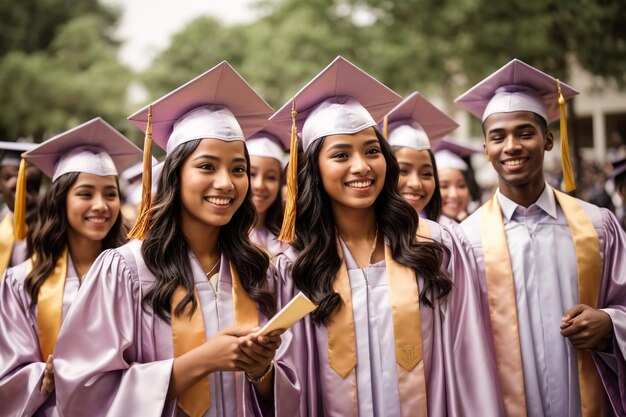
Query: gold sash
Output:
[[172, 261, 258, 417], [480, 190, 604, 417], [0, 212, 14, 273], [328, 241, 428, 415], [34, 248, 69, 361]]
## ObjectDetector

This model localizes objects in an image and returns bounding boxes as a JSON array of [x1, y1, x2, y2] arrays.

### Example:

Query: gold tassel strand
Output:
[[127, 104, 154, 240], [557, 79, 576, 192], [13, 158, 27, 239], [278, 101, 298, 243]]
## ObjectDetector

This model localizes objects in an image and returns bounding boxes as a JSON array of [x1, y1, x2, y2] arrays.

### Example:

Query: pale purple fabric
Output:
[[53, 240, 300, 417], [0, 255, 81, 416], [460, 185, 626, 416], [249, 228, 289, 260], [274, 220, 502, 416]]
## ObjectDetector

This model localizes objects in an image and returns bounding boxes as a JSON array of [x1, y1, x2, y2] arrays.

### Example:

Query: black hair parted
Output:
[[141, 139, 276, 322], [291, 130, 452, 325]]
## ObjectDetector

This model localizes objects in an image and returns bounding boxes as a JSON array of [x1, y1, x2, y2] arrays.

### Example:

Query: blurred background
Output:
[[1, 0, 625, 218]]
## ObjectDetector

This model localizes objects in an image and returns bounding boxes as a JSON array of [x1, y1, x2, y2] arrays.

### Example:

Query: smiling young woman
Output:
[[51, 62, 300, 417], [0, 118, 141, 416], [272, 57, 501, 416]]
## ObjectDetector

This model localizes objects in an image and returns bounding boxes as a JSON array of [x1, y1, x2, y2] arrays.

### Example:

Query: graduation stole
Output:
[[26, 247, 69, 361], [0, 212, 14, 272], [328, 240, 428, 416], [416, 217, 431, 241], [479, 189, 604, 417], [171, 261, 258, 417]]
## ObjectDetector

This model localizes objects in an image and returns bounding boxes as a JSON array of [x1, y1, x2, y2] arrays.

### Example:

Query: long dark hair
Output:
[[141, 139, 276, 322], [263, 168, 285, 237], [25, 172, 127, 307], [292, 130, 452, 325]]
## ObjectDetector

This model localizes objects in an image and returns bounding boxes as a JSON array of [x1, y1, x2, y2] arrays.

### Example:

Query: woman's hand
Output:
[[237, 330, 283, 379]]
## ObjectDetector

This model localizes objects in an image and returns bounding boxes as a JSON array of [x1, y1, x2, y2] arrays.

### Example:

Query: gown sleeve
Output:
[[53, 249, 174, 417], [594, 209, 626, 415], [0, 265, 50, 416], [435, 223, 504, 417]]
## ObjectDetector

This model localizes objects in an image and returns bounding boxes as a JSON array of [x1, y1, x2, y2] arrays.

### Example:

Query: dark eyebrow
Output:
[[73, 184, 96, 190], [192, 154, 219, 162], [232, 157, 247, 164], [363, 139, 380, 147], [326, 143, 353, 151], [488, 123, 538, 134]]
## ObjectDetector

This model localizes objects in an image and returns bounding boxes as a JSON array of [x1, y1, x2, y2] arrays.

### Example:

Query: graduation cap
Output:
[[434, 150, 469, 172], [246, 121, 290, 170], [454, 58, 579, 191], [127, 60, 273, 239], [431, 137, 483, 158], [269, 56, 401, 242], [0, 140, 38, 167], [380, 91, 458, 152], [13, 118, 142, 239]]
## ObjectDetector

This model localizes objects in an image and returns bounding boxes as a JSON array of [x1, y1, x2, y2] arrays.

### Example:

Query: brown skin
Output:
[[0, 164, 42, 212], [483, 111, 614, 351]]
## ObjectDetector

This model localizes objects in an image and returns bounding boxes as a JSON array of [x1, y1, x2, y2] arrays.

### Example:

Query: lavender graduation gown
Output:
[[53, 240, 300, 417], [249, 227, 289, 260], [0, 255, 81, 416], [460, 186, 626, 416], [274, 220, 502, 416]]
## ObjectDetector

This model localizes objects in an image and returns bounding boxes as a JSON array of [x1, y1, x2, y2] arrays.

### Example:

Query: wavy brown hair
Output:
[[292, 130, 452, 325], [141, 139, 276, 322], [25, 172, 127, 307]]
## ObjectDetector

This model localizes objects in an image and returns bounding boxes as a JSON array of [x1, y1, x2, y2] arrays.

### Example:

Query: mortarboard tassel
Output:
[[13, 157, 27, 240], [278, 101, 298, 243], [128, 104, 153, 240], [382, 114, 389, 139], [557, 80, 576, 192]]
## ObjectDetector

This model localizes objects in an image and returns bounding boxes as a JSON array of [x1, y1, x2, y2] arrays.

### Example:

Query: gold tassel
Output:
[[383, 114, 389, 139], [127, 104, 153, 240], [13, 158, 27, 240], [278, 101, 298, 243], [557, 80, 576, 192]]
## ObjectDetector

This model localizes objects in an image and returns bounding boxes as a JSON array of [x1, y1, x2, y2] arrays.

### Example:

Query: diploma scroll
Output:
[[259, 292, 317, 335]]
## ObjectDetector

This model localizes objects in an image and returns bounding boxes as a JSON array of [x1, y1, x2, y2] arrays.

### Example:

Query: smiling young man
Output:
[[456, 59, 626, 417]]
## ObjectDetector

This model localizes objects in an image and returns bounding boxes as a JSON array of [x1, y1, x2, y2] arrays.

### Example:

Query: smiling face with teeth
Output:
[[66, 173, 121, 245], [483, 111, 554, 202], [317, 127, 386, 213], [394, 147, 437, 214], [179, 138, 249, 232]]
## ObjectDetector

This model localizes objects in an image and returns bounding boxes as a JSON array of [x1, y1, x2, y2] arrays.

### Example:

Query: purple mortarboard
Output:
[[455, 58, 579, 192], [434, 150, 469, 172], [23, 118, 142, 181], [381, 92, 458, 152], [247, 122, 290, 170], [270, 56, 401, 151], [432, 137, 483, 158], [128, 61, 273, 153], [0, 140, 38, 167], [12, 118, 141, 240], [270, 56, 400, 243], [455, 59, 578, 123], [126, 61, 272, 240]]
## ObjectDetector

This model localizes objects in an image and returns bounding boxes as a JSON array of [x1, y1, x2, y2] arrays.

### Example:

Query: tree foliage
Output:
[[0, 3, 130, 140]]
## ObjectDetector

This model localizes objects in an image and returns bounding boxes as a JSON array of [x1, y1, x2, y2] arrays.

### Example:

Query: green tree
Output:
[[0, 14, 131, 140]]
